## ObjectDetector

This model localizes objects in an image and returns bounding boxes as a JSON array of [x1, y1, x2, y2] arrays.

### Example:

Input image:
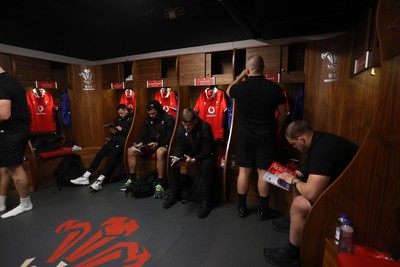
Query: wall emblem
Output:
[[79, 68, 95, 90], [321, 51, 340, 82]]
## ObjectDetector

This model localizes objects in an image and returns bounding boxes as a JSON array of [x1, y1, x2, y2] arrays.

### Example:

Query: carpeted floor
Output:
[[0, 182, 294, 267]]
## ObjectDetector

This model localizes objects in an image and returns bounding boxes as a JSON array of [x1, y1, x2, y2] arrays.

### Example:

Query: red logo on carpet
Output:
[[21, 217, 151, 266]]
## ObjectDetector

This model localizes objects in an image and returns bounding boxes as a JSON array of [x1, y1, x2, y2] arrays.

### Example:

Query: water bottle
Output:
[[335, 214, 348, 245], [338, 219, 353, 253]]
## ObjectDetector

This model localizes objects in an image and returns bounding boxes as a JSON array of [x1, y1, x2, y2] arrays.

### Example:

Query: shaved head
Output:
[[246, 55, 264, 74]]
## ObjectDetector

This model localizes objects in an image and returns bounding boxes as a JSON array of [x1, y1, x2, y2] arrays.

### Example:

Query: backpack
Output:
[[53, 154, 86, 190], [125, 171, 157, 198]]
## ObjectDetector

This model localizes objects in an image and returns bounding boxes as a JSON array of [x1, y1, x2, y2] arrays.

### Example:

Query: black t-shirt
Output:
[[230, 76, 286, 140], [300, 132, 359, 184], [0, 72, 29, 131]]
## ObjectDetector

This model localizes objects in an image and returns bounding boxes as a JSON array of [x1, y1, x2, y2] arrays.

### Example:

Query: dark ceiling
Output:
[[3, 0, 372, 61]]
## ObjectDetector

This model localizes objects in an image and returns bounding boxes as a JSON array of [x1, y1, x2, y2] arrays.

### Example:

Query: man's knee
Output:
[[156, 147, 167, 159], [290, 196, 312, 216], [127, 147, 138, 158]]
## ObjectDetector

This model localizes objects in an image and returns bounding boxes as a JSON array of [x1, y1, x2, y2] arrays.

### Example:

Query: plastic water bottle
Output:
[[335, 214, 348, 245], [338, 219, 353, 253]]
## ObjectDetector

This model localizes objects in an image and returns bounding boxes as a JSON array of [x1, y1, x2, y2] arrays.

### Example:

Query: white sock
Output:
[[0, 195, 6, 212], [1, 196, 33, 219], [97, 175, 105, 182], [83, 171, 91, 179]]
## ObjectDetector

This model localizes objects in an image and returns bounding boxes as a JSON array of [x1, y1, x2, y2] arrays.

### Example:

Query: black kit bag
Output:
[[125, 171, 157, 198], [53, 154, 86, 190]]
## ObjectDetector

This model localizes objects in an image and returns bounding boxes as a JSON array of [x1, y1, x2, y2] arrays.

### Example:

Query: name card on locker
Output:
[[35, 81, 58, 89], [111, 82, 125, 90], [147, 80, 164, 88], [194, 77, 215, 86], [354, 51, 370, 75], [264, 73, 280, 83]]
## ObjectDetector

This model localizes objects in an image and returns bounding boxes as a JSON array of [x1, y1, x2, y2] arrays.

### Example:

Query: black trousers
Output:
[[88, 141, 123, 177], [169, 157, 214, 202]]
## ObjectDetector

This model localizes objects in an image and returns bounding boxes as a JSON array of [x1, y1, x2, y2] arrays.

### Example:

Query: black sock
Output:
[[260, 196, 270, 211], [155, 177, 163, 185], [287, 241, 300, 258], [238, 193, 247, 208]]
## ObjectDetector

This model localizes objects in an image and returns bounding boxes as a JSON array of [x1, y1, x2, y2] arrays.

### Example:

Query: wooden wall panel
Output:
[[300, 2, 400, 264], [69, 65, 105, 147], [303, 33, 380, 146]]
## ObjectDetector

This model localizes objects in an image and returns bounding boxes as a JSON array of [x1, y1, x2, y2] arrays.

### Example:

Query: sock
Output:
[[83, 171, 91, 179], [1, 196, 33, 219], [0, 195, 6, 212], [238, 193, 247, 208], [287, 241, 300, 258], [260, 196, 270, 211], [129, 173, 136, 181], [155, 177, 163, 185], [97, 174, 105, 182]]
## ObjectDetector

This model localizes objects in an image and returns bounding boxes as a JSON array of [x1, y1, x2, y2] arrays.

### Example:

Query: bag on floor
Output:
[[53, 154, 86, 190], [125, 171, 156, 198]]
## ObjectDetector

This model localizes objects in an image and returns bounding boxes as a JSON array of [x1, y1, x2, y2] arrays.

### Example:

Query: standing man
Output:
[[119, 100, 175, 198], [262, 120, 358, 265], [70, 104, 133, 191], [226, 55, 287, 220], [162, 108, 216, 218], [0, 66, 33, 218]]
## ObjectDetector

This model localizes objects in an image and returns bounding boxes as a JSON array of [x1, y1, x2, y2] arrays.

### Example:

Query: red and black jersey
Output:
[[26, 88, 58, 134], [194, 87, 227, 141], [154, 88, 178, 118], [120, 89, 136, 111]]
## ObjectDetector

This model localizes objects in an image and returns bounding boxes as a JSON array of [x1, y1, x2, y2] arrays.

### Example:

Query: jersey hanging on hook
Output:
[[154, 87, 178, 118], [120, 89, 136, 111], [26, 88, 58, 134], [194, 86, 227, 141]]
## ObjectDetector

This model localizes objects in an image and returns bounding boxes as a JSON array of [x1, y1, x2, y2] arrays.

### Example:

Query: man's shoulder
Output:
[[314, 131, 358, 152]]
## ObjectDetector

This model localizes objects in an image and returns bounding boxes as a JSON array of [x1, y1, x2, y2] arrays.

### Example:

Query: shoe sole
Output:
[[71, 181, 89, 185]]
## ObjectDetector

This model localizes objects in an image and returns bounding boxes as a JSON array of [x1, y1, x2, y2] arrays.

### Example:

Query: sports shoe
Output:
[[163, 193, 178, 209], [198, 201, 211, 218], [237, 206, 249, 218], [272, 217, 290, 234], [262, 246, 300, 266], [257, 208, 279, 221], [90, 179, 103, 191], [70, 176, 89, 185], [154, 183, 164, 198], [119, 179, 132, 191]]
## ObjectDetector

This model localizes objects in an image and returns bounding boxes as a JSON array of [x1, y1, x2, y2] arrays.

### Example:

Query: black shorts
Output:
[[235, 136, 277, 170], [0, 129, 29, 167]]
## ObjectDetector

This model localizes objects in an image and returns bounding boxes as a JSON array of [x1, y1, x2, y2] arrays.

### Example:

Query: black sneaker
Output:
[[237, 206, 249, 218], [262, 246, 299, 266], [198, 201, 211, 218], [257, 208, 279, 221], [272, 217, 290, 234], [163, 193, 179, 209]]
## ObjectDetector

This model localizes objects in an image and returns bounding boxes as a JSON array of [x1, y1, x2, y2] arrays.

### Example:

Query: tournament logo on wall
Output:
[[321, 51, 340, 83]]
